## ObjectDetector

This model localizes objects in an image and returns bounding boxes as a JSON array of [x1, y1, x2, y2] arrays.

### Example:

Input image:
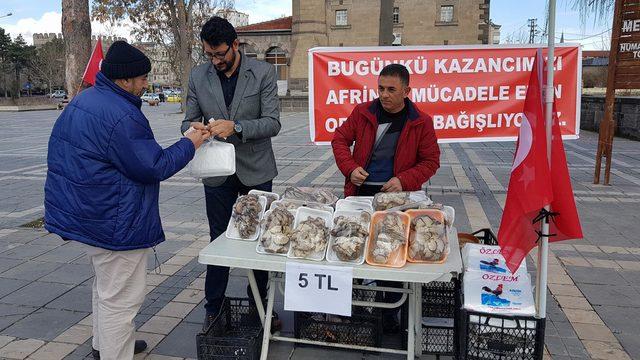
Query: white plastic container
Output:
[[270, 199, 334, 214], [326, 210, 371, 265], [225, 195, 268, 241], [373, 191, 430, 211], [442, 205, 455, 226], [335, 199, 374, 213], [188, 139, 235, 178], [345, 196, 374, 205], [256, 209, 294, 257], [248, 190, 279, 209], [287, 207, 333, 261]]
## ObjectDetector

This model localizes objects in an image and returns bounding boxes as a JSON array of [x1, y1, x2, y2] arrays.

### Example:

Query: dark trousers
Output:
[[358, 184, 403, 319], [203, 175, 272, 316]]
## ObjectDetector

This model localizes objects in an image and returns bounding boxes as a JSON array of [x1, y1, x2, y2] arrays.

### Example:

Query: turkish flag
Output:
[[549, 106, 583, 241], [82, 38, 104, 86], [498, 50, 554, 274]]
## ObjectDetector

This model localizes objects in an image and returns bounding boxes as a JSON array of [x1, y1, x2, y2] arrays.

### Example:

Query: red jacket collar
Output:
[[363, 98, 423, 126]]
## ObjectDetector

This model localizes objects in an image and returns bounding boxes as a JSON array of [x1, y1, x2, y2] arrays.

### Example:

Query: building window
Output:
[[393, 7, 400, 24], [393, 33, 402, 46], [336, 9, 348, 26], [266, 47, 288, 81], [440, 5, 454, 23], [444, 40, 449, 45], [239, 43, 257, 58]]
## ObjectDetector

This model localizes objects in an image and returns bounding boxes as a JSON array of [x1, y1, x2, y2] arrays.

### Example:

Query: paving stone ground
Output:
[[0, 103, 639, 359]]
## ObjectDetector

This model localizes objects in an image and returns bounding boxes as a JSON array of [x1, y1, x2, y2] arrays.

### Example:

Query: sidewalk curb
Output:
[[0, 105, 59, 112]]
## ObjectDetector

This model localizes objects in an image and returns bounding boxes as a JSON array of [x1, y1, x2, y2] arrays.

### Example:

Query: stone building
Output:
[[489, 22, 501, 45], [34, 34, 177, 88], [236, 17, 292, 95], [236, 0, 492, 95], [216, 9, 249, 28], [133, 42, 180, 89], [33, 33, 124, 51]]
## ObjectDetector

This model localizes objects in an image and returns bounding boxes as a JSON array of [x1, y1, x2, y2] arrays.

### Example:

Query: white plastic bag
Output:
[[463, 271, 536, 316], [188, 139, 235, 179], [462, 243, 528, 275]]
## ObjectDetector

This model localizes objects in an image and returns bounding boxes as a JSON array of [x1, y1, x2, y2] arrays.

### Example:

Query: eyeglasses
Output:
[[203, 45, 231, 61]]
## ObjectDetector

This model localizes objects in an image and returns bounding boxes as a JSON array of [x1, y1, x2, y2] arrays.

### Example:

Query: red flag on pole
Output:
[[498, 50, 554, 274], [82, 38, 104, 86], [549, 107, 583, 241]]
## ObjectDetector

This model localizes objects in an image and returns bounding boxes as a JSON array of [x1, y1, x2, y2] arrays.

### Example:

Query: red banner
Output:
[[309, 45, 581, 144]]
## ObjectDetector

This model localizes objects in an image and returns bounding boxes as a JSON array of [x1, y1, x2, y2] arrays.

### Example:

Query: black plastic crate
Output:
[[422, 324, 456, 355], [293, 287, 383, 347], [458, 309, 545, 360], [422, 280, 460, 356], [423, 280, 459, 318], [472, 228, 498, 246], [197, 298, 263, 360], [398, 280, 460, 356]]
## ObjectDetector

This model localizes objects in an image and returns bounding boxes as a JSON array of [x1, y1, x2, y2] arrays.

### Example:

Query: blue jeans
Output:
[[203, 175, 272, 316]]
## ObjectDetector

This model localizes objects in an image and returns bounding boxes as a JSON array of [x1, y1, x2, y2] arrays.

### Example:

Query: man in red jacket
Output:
[[332, 64, 440, 332], [332, 64, 440, 198]]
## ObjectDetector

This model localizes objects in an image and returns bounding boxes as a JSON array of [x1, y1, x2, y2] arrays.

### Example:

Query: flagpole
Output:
[[537, 0, 556, 319]]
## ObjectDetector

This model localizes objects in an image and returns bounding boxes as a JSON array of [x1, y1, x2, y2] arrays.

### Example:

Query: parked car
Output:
[[141, 92, 160, 103], [166, 94, 182, 102], [49, 90, 67, 99]]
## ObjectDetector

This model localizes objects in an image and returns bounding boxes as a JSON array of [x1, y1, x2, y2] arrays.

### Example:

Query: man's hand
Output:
[[190, 122, 206, 131], [381, 177, 402, 192], [208, 119, 235, 139], [350, 167, 369, 186], [186, 128, 210, 150]]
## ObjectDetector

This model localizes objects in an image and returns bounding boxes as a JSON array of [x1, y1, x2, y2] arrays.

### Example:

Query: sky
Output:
[[0, 0, 612, 50]]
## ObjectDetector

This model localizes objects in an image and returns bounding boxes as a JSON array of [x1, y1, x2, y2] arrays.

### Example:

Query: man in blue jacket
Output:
[[44, 41, 209, 360]]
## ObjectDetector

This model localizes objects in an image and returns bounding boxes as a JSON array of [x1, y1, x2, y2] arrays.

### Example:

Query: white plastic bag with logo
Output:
[[188, 138, 235, 179], [462, 243, 528, 275], [463, 271, 536, 316]]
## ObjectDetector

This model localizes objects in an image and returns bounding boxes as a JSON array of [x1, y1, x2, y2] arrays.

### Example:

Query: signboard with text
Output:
[[308, 44, 582, 144], [595, 0, 640, 185], [614, 1, 640, 88], [284, 262, 353, 316]]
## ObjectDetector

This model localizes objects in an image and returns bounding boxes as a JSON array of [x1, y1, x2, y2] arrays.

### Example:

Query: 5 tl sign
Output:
[[284, 262, 353, 316]]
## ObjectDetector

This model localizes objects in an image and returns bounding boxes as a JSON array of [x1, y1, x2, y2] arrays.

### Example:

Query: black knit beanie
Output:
[[101, 41, 151, 80]]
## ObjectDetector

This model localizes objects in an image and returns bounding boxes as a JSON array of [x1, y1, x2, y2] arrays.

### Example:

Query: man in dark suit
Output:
[[182, 16, 281, 330]]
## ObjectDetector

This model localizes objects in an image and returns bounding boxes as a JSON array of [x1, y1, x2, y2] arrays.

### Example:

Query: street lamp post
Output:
[[0, 13, 13, 19]]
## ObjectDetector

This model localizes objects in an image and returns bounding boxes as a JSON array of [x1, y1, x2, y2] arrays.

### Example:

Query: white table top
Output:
[[199, 227, 463, 284]]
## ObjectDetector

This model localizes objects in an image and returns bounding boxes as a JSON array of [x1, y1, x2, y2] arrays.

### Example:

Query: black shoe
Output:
[[203, 313, 217, 332], [91, 340, 147, 359]]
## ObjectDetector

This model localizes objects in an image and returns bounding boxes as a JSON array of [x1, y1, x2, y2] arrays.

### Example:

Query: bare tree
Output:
[[504, 28, 530, 44], [31, 38, 66, 96], [62, 0, 92, 98], [92, 0, 235, 111], [571, 0, 615, 26]]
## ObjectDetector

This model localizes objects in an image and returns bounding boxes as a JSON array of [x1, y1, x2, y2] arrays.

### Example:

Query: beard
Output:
[[215, 51, 236, 72]]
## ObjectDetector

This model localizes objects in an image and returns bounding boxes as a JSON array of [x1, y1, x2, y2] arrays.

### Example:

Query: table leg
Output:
[[247, 269, 266, 324], [259, 274, 276, 360], [407, 283, 415, 360], [414, 284, 422, 356]]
